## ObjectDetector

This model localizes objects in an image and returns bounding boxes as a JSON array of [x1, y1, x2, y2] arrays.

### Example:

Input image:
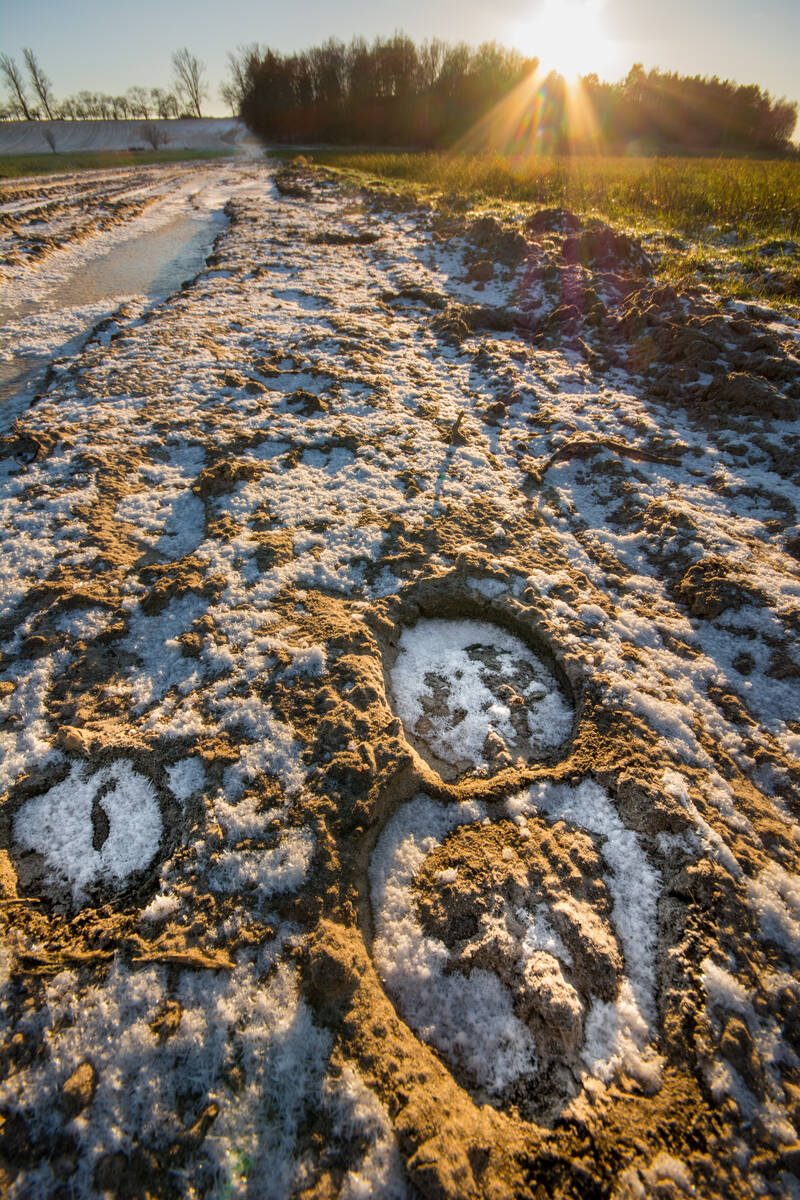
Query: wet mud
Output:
[[0, 159, 799, 1199]]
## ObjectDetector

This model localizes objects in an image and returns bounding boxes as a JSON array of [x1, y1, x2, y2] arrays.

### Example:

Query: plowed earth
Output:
[[1, 158, 799, 1200]]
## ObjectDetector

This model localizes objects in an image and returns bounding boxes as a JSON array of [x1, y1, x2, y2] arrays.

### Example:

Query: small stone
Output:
[[149, 1000, 183, 1044], [0, 849, 19, 899], [59, 726, 89, 754], [720, 1016, 761, 1091], [483, 730, 510, 763], [178, 632, 202, 657], [21, 635, 48, 657], [63, 1061, 96, 1117], [518, 952, 584, 1056], [780, 1143, 800, 1175]]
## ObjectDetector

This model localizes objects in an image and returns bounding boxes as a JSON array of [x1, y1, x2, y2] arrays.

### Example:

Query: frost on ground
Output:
[[371, 781, 660, 1122], [389, 618, 573, 776], [0, 157, 799, 1199], [13, 760, 163, 905]]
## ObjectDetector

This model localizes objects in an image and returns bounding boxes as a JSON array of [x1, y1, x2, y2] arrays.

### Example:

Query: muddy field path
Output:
[[1, 158, 799, 1199]]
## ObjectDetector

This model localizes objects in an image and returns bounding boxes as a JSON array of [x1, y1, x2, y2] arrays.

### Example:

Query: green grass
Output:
[[0, 147, 236, 180], [304, 150, 800, 237], [303, 149, 800, 309]]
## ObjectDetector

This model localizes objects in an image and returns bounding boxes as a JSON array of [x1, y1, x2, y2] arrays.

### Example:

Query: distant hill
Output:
[[0, 118, 246, 156]]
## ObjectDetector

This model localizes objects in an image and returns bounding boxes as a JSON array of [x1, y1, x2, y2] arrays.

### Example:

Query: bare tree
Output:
[[140, 121, 168, 150], [220, 44, 261, 115], [149, 88, 178, 119], [172, 47, 206, 118], [126, 86, 151, 118], [22, 48, 55, 119], [0, 53, 33, 119], [73, 90, 94, 118], [418, 39, 446, 90], [219, 81, 237, 117]]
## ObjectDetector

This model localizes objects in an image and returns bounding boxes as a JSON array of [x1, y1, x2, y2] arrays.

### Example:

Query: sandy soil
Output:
[[0, 157, 799, 1199]]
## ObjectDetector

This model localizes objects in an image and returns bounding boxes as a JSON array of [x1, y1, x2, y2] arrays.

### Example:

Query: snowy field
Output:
[[0, 156, 799, 1199], [0, 118, 246, 156]]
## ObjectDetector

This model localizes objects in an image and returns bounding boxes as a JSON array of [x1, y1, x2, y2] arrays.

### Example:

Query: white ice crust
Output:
[[13, 760, 163, 903], [370, 780, 662, 1098], [390, 618, 573, 770]]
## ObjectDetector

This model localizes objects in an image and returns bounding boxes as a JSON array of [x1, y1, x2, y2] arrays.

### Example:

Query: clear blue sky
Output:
[[2, 0, 798, 132]]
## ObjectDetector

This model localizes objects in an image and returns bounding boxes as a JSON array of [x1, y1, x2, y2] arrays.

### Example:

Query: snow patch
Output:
[[390, 618, 573, 773], [746, 864, 800, 958], [166, 757, 206, 804], [209, 830, 314, 898], [370, 780, 661, 1102], [370, 793, 536, 1096], [323, 1065, 410, 1200], [13, 760, 163, 903]]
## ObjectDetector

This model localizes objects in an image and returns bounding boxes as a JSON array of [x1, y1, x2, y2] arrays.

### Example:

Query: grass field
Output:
[[305, 150, 800, 309], [0, 147, 236, 180]]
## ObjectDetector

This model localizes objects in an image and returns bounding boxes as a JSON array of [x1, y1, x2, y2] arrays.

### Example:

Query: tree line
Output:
[[3, 36, 796, 154], [235, 34, 797, 154], [236, 37, 537, 148], [582, 66, 797, 154], [0, 47, 207, 121]]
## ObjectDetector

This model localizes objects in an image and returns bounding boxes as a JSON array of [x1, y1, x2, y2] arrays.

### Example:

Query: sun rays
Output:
[[510, 0, 621, 81], [452, 1, 621, 157], [454, 66, 603, 157]]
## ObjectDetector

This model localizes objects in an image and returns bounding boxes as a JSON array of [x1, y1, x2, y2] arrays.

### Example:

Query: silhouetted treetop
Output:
[[240, 36, 539, 147], [237, 35, 797, 154]]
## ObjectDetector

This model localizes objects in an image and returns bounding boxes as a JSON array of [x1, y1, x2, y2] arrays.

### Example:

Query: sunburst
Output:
[[511, 0, 621, 81]]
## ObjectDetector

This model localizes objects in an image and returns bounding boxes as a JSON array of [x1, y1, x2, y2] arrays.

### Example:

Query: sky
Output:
[[2, 0, 798, 132]]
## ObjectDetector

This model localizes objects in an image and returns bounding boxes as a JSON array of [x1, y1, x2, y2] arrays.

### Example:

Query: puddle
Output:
[[44, 212, 222, 311], [0, 209, 225, 414], [0, 360, 35, 405], [388, 617, 574, 779]]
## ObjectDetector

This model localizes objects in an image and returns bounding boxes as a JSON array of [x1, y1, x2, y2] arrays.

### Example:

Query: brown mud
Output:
[[0, 159, 798, 1198]]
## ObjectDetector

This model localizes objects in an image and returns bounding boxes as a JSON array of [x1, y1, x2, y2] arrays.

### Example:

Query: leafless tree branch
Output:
[[0, 53, 33, 120], [171, 47, 207, 118], [22, 47, 55, 120]]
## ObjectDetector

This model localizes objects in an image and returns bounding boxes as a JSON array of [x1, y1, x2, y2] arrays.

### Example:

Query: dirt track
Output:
[[1, 158, 799, 1199]]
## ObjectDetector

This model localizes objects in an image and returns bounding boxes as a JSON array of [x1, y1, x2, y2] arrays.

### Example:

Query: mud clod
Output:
[[62, 1063, 97, 1119]]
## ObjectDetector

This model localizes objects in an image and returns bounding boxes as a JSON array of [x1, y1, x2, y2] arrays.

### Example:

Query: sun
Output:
[[511, 0, 620, 81]]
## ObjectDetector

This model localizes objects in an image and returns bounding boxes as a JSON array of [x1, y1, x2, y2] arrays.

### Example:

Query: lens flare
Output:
[[454, 67, 602, 158]]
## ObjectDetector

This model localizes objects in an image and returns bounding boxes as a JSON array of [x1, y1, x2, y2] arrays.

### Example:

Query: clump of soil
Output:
[[416, 817, 623, 1123], [516, 205, 800, 428]]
